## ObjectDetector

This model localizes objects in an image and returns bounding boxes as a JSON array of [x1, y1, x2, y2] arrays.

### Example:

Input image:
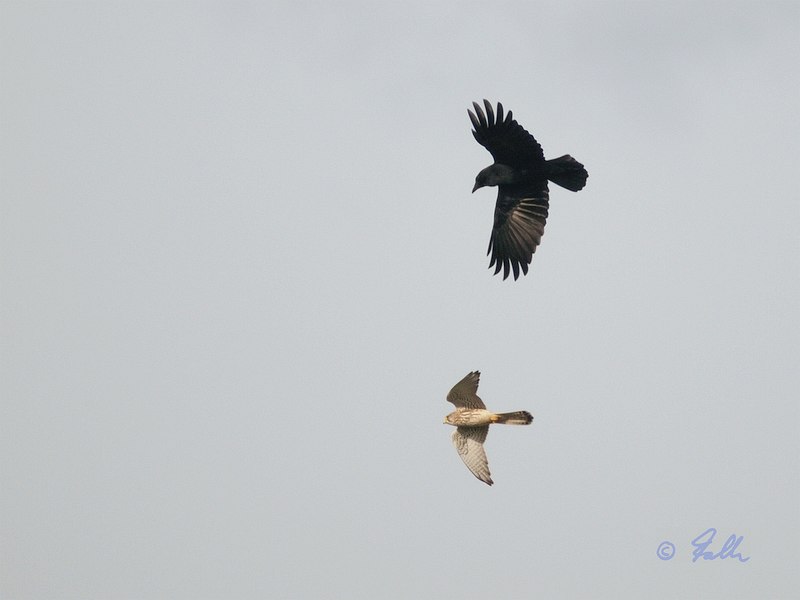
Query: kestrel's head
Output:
[[443, 413, 456, 426]]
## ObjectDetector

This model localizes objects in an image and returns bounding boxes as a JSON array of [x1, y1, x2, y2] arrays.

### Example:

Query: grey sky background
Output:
[[1, 2, 798, 599]]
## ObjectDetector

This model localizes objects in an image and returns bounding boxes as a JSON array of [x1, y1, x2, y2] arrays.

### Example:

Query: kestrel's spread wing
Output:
[[489, 186, 549, 280], [446, 371, 486, 409], [452, 426, 492, 486], [468, 100, 544, 168]]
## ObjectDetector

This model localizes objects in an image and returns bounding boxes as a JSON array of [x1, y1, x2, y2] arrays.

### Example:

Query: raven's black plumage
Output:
[[468, 100, 588, 280]]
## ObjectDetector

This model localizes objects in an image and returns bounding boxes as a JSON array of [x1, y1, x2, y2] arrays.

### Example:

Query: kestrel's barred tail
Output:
[[491, 411, 533, 425]]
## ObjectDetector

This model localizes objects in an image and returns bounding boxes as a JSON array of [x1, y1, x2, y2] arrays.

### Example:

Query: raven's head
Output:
[[472, 163, 516, 192]]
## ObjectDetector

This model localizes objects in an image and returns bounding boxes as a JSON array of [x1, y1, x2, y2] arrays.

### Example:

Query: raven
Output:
[[468, 100, 588, 280]]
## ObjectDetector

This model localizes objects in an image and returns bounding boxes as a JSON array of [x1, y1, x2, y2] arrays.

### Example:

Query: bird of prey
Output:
[[444, 371, 533, 486], [468, 99, 588, 280]]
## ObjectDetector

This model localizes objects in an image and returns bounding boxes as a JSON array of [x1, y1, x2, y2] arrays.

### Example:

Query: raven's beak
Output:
[[472, 182, 481, 193]]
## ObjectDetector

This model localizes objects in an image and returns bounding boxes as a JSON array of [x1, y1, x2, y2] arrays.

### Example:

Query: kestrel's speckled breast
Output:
[[446, 408, 494, 427]]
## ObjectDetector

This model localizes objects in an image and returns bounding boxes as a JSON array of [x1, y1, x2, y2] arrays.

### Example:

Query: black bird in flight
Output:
[[468, 100, 588, 280]]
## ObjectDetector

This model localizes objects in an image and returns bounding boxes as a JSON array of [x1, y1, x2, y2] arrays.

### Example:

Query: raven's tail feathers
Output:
[[546, 155, 588, 192]]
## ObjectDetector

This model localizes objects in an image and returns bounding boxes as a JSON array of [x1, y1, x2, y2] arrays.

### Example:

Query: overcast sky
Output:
[[2, 2, 798, 599]]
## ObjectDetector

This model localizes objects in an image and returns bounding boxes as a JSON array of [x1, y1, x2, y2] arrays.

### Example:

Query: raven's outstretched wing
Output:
[[468, 99, 544, 168], [489, 185, 550, 281]]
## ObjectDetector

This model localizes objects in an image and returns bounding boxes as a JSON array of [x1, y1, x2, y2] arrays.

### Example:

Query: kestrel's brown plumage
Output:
[[443, 371, 533, 485]]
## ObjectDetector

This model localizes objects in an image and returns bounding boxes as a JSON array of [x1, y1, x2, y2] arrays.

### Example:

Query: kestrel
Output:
[[444, 371, 533, 486], [468, 99, 589, 280]]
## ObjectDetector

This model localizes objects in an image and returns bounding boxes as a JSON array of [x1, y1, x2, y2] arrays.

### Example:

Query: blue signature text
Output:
[[691, 528, 750, 563]]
